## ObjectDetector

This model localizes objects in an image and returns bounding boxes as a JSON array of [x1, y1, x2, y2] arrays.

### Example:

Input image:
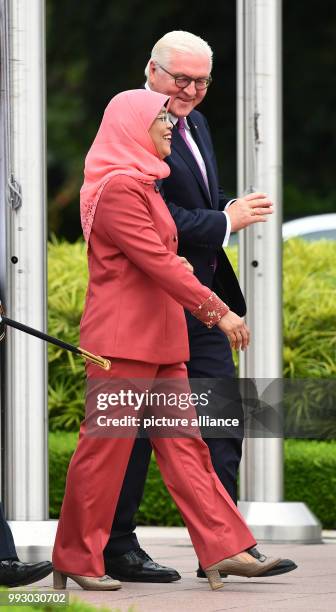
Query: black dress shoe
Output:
[[197, 546, 297, 579], [0, 559, 53, 587], [245, 546, 298, 577], [104, 548, 181, 583]]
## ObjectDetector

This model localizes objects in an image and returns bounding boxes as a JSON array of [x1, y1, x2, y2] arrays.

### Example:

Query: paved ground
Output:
[[15, 528, 336, 612]]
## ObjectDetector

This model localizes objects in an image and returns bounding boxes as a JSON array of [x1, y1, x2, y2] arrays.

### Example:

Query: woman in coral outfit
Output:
[[52, 89, 280, 591]]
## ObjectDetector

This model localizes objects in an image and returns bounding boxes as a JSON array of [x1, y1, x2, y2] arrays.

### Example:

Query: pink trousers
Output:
[[52, 358, 256, 576]]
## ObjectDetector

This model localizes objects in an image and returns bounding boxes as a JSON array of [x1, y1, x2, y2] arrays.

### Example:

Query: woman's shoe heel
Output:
[[205, 568, 224, 591], [53, 570, 67, 589], [53, 570, 121, 591]]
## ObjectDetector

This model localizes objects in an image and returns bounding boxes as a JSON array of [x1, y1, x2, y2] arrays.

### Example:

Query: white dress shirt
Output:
[[145, 82, 233, 246], [168, 113, 233, 247]]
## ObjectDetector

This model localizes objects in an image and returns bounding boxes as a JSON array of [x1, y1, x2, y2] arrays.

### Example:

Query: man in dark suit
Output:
[[0, 503, 52, 587], [104, 31, 296, 582]]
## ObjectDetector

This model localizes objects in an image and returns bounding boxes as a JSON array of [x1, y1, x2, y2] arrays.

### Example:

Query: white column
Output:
[[237, 0, 283, 502], [237, 0, 321, 541], [0, 0, 9, 498], [1, 0, 48, 520]]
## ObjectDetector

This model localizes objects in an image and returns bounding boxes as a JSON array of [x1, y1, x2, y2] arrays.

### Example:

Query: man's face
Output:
[[148, 52, 211, 117]]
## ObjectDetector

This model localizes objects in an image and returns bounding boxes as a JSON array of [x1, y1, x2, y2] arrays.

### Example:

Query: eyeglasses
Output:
[[155, 113, 172, 124], [156, 63, 212, 90]]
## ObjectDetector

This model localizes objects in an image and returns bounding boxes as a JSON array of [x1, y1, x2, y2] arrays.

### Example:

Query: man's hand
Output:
[[217, 311, 250, 351], [227, 192, 273, 233], [178, 256, 194, 273]]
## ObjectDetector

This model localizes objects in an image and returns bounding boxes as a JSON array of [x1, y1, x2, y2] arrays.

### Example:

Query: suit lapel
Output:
[[188, 116, 219, 209], [171, 125, 213, 208]]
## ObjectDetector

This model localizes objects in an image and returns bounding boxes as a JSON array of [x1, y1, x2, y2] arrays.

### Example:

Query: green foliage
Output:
[[227, 238, 336, 377], [48, 238, 336, 433], [142, 440, 336, 529], [49, 433, 336, 528], [284, 184, 336, 220], [283, 1, 336, 197], [46, 1, 336, 239], [48, 237, 87, 431], [46, 1, 238, 238], [282, 239, 336, 378], [49, 432, 78, 517], [284, 440, 336, 529], [283, 379, 336, 439]]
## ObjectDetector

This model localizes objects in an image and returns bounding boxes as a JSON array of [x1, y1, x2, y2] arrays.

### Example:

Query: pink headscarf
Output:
[[80, 89, 171, 242]]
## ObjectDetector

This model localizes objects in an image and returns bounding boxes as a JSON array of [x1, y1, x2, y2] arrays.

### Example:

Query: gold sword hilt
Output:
[[78, 347, 111, 371], [0, 301, 110, 371]]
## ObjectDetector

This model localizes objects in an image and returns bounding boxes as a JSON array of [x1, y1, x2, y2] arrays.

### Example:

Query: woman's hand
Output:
[[178, 256, 194, 273], [217, 311, 250, 351]]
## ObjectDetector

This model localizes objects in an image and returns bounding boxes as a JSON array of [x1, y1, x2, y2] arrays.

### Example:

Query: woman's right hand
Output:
[[217, 311, 250, 351]]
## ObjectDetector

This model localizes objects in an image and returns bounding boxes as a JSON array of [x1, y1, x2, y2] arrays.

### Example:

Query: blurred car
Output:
[[282, 213, 336, 241], [230, 213, 336, 245]]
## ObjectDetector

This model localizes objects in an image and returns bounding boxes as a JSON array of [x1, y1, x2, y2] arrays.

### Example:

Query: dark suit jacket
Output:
[[159, 109, 246, 327]]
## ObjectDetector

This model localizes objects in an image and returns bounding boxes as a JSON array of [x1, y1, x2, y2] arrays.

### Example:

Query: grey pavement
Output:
[[13, 527, 336, 612]]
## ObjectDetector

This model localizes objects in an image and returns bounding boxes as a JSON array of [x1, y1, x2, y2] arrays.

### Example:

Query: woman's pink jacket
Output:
[[79, 174, 212, 364]]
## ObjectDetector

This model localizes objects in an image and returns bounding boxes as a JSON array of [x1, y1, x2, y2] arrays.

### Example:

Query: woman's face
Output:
[[148, 108, 173, 159]]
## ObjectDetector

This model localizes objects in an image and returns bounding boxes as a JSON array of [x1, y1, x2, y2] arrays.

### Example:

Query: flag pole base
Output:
[[238, 501, 322, 543]]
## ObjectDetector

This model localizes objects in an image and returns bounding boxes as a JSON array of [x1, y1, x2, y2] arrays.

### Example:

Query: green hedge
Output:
[[284, 439, 336, 528], [49, 434, 336, 529], [49, 432, 78, 518], [48, 238, 336, 432]]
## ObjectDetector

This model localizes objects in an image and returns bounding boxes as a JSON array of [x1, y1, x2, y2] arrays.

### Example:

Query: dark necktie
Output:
[[177, 118, 217, 270], [177, 118, 210, 194]]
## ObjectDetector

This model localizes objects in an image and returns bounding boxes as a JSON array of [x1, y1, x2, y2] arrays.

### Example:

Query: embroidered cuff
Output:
[[192, 292, 230, 328]]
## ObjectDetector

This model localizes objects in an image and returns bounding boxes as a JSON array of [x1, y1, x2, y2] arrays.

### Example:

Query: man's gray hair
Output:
[[144, 30, 213, 78]]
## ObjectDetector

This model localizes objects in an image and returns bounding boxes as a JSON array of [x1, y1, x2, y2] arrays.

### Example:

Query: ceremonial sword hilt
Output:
[[0, 300, 111, 370], [78, 348, 111, 371]]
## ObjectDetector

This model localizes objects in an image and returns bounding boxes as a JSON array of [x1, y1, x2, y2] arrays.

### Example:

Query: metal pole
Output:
[[2, 0, 48, 520], [237, 0, 321, 541], [0, 0, 10, 500]]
